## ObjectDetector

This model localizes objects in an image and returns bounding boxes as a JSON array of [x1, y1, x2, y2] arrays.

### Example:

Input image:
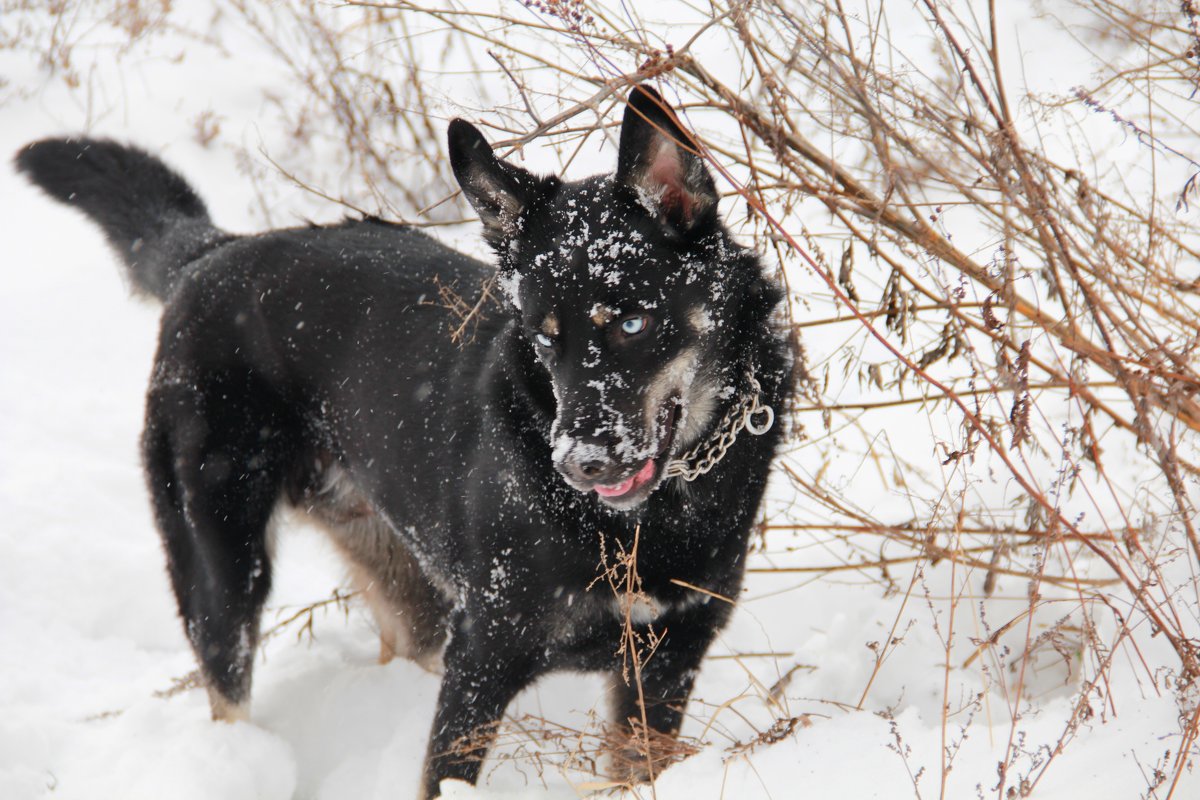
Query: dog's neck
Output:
[[665, 370, 775, 483]]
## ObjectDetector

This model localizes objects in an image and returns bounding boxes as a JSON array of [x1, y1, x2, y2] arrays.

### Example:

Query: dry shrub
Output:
[[437, 713, 700, 795]]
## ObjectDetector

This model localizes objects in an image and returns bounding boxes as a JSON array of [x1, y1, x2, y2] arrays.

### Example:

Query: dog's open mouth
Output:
[[593, 458, 657, 498], [592, 398, 680, 502]]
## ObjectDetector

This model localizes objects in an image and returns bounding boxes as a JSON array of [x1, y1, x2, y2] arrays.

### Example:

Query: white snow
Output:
[[0, 3, 1196, 800]]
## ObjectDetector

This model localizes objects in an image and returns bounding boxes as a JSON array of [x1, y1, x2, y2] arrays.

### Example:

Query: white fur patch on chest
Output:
[[610, 589, 710, 625], [546, 585, 712, 643]]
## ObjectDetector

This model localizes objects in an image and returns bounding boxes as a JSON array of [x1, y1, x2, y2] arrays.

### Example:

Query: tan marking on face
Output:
[[644, 344, 717, 453], [688, 306, 713, 334], [590, 304, 617, 328], [541, 314, 560, 337]]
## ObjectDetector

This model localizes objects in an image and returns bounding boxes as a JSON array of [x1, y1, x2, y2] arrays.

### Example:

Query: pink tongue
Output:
[[594, 459, 655, 498]]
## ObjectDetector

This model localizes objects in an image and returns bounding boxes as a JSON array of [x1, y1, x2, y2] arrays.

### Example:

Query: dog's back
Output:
[[18, 137, 481, 727]]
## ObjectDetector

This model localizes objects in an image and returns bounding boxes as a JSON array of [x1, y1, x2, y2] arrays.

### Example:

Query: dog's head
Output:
[[449, 86, 767, 510]]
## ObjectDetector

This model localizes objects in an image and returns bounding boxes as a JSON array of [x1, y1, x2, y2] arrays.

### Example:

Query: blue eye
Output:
[[620, 316, 648, 336], [534, 332, 553, 348]]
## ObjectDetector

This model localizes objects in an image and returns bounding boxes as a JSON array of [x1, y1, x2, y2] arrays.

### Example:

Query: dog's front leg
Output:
[[608, 615, 715, 785], [418, 611, 538, 799]]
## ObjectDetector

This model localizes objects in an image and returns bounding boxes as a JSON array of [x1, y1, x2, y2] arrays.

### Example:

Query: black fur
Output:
[[17, 86, 793, 798], [14, 138, 230, 298]]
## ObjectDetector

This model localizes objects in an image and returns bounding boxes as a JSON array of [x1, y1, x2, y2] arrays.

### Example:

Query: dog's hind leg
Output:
[[291, 466, 451, 672], [143, 380, 295, 721], [341, 531, 450, 673], [350, 553, 449, 671]]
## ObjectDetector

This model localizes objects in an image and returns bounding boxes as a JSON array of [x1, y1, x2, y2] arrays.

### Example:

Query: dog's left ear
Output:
[[616, 85, 718, 232], [448, 119, 540, 246]]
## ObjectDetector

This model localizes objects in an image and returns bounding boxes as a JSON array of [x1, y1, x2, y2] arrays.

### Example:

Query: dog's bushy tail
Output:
[[15, 138, 227, 300]]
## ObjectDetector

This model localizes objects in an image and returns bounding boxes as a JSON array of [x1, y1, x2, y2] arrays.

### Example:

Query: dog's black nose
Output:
[[562, 454, 623, 485], [556, 433, 626, 486], [578, 460, 606, 478]]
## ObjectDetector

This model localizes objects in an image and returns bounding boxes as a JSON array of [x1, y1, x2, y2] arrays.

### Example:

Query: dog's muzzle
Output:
[[552, 398, 680, 507]]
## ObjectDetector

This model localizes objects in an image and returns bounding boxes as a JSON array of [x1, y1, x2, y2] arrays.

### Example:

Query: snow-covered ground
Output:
[[1, 4, 1196, 799]]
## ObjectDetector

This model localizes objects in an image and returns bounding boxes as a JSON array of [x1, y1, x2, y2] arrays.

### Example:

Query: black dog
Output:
[[17, 86, 792, 798]]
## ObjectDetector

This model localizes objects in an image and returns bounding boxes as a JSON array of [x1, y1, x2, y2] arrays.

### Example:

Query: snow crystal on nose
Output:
[[607, 415, 655, 462], [551, 433, 609, 466]]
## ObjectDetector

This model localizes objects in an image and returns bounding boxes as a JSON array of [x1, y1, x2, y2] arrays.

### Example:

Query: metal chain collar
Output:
[[664, 373, 775, 482]]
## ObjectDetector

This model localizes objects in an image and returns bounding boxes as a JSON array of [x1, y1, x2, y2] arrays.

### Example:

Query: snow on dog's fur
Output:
[[16, 86, 793, 799]]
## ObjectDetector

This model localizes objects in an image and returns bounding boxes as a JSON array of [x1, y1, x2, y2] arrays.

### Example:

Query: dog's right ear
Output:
[[448, 120, 538, 246]]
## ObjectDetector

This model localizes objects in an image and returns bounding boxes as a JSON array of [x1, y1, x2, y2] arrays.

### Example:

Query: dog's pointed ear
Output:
[[616, 85, 718, 232], [448, 119, 539, 245]]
